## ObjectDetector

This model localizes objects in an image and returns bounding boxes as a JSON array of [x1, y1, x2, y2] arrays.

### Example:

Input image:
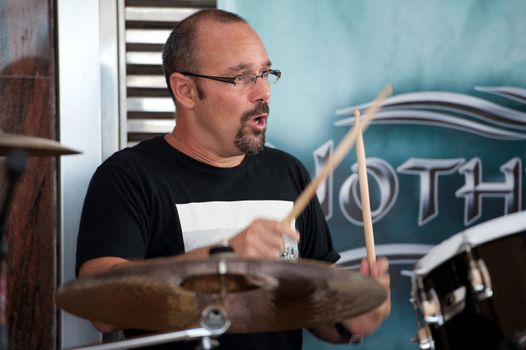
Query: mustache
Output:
[[241, 103, 270, 122]]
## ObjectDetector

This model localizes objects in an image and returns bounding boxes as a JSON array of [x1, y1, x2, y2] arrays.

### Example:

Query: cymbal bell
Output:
[[0, 133, 80, 156], [56, 257, 387, 333]]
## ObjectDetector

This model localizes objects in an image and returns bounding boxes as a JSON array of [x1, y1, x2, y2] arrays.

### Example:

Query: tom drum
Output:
[[411, 211, 526, 350]]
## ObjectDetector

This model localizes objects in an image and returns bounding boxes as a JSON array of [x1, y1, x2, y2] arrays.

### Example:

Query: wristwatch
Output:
[[335, 322, 363, 344]]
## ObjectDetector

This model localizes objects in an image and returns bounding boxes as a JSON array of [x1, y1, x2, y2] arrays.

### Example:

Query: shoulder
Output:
[[110, 136, 165, 161], [92, 137, 171, 183], [101, 136, 167, 169]]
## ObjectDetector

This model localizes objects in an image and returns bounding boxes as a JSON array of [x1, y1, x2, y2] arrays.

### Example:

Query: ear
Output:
[[170, 72, 196, 109]]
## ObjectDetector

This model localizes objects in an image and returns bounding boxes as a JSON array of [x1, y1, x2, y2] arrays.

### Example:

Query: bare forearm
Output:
[[308, 323, 353, 344]]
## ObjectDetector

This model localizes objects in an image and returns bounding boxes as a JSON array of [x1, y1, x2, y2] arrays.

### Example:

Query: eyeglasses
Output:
[[182, 69, 281, 89]]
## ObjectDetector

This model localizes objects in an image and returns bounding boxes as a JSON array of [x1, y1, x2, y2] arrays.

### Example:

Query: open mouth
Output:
[[250, 115, 267, 129], [255, 115, 266, 125]]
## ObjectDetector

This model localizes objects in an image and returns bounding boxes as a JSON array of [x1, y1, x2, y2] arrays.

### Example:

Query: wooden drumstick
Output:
[[355, 110, 376, 267], [282, 84, 392, 226]]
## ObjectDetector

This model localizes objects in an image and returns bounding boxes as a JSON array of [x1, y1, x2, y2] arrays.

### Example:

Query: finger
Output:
[[282, 227, 300, 242], [372, 258, 391, 290], [368, 257, 389, 278], [268, 220, 300, 242], [253, 220, 299, 254], [231, 220, 293, 258], [379, 273, 391, 290], [375, 256, 389, 272], [257, 227, 286, 252], [232, 234, 280, 259], [360, 258, 370, 275]]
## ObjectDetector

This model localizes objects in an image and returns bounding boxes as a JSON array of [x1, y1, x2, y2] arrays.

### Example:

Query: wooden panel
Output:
[[0, 0, 57, 348], [0, 3, 52, 77]]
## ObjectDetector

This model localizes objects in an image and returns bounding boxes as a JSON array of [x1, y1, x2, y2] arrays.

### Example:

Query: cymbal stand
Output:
[[194, 247, 235, 350], [195, 306, 231, 350], [0, 149, 28, 350], [65, 306, 231, 350]]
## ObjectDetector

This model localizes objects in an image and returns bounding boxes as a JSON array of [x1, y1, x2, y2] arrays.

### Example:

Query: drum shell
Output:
[[418, 231, 526, 350]]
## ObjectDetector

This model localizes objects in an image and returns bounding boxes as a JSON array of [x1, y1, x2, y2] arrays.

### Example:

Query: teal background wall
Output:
[[219, 1, 526, 349]]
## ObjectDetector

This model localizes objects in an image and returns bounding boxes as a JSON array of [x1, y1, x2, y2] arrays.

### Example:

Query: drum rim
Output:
[[414, 210, 526, 275]]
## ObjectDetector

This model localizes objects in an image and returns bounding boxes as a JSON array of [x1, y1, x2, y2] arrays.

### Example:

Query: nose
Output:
[[249, 75, 271, 103]]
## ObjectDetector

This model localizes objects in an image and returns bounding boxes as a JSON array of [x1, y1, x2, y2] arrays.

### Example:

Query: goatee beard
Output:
[[234, 102, 269, 155]]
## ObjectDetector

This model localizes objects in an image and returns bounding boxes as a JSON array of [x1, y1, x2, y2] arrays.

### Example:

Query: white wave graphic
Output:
[[336, 243, 432, 268], [475, 86, 526, 104], [335, 87, 526, 140], [336, 110, 526, 140]]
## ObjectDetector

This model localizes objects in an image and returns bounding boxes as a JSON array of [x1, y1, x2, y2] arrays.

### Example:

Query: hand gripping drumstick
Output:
[[355, 110, 376, 267], [282, 84, 392, 227]]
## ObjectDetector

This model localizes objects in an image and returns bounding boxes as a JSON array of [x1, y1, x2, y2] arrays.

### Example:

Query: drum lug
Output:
[[413, 276, 444, 325], [410, 297, 436, 349], [411, 325, 435, 350], [421, 288, 443, 324], [469, 258, 493, 300], [465, 243, 493, 300]]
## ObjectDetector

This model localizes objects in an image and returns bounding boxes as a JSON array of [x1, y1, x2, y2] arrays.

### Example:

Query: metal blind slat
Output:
[[121, 0, 216, 147], [126, 7, 199, 22]]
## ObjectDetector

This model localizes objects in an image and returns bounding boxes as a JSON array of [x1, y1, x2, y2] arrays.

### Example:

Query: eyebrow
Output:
[[227, 60, 273, 73]]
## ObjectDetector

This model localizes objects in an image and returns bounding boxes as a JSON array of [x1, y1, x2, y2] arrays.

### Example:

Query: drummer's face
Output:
[[191, 21, 272, 156]]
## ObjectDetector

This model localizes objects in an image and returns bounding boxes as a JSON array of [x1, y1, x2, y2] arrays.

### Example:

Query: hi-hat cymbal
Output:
[[56, 257, 387, 333], [0, 133, 80, 156]]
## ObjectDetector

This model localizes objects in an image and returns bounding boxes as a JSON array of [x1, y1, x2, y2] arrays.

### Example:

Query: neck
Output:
[[165, 128, 246, 168]]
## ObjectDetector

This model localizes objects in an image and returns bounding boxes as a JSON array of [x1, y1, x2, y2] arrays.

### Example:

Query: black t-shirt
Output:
[[76, 136, 340, 349]]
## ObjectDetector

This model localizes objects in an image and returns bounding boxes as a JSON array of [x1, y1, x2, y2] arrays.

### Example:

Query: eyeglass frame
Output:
[[181, 69, 281, 87]]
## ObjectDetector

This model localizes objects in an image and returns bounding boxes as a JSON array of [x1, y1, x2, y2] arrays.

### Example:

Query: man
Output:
[[76, 9, 390, 349]]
